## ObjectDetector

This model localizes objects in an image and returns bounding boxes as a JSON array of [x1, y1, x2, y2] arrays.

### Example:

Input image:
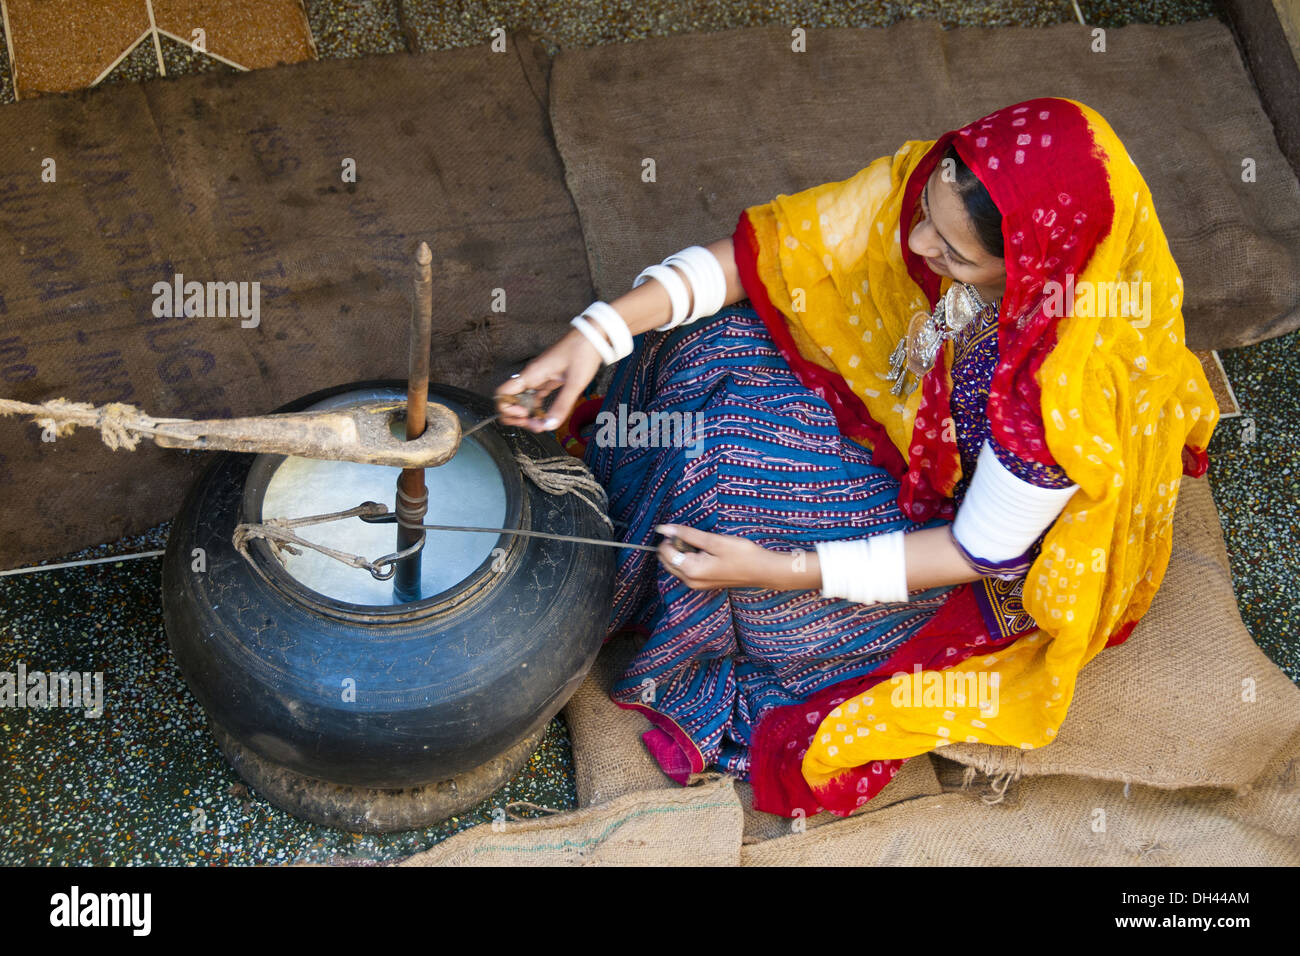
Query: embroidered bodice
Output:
[[947, 298, 1074, 505]]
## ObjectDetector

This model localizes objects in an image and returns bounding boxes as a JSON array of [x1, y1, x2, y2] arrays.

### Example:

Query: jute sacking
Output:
[[394, 775, 743, 867]]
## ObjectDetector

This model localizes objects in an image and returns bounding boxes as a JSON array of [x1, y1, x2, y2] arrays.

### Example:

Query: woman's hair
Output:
[[942, 144, 1004, 259]]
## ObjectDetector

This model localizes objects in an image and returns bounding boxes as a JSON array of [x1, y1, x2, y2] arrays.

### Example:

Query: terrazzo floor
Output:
[[0, 522, 578, 866], [1203, 327, 1300, 680], [1, 0, 1295, 866]]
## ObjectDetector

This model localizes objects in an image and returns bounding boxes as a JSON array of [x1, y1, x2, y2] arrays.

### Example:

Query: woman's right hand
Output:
[[493, 328, 606, 433]]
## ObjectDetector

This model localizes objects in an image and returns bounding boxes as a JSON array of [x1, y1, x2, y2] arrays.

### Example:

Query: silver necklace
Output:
[[886, 283, 994, 397]]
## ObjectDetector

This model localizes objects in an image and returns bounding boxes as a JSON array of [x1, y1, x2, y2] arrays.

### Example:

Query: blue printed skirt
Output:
[[582, 304, 954, 778]]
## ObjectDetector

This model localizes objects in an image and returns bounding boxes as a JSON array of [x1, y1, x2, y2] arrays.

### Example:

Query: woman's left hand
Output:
[[654, 524, 783, 591]]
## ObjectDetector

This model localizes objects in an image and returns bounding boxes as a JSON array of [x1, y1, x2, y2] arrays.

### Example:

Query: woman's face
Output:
[[908, 166, 1007, 302]]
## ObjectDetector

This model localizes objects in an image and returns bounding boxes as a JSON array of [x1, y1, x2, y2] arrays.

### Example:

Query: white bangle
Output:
[[951, 439, 1078, 564], [660, 252, 707, 326], [580, 301, 634, 362], [665, 246, 727, 322], [570, 314, 618, 365], [635, 264, 691, 331], [813, 531, 910, 605]]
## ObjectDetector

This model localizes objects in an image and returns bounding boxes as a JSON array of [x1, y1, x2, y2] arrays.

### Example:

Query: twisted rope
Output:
[[0, 397, 185, 451], [232, 502, 395, 576], [512, 450, 613, 534]]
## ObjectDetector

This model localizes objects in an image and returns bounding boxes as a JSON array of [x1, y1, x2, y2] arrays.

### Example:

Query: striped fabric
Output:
[[583, 303, 955, 778]]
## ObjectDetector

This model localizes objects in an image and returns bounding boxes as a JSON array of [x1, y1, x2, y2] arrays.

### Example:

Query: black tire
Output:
[[210, 718, 547, 833], [163, 380, 614, 795]]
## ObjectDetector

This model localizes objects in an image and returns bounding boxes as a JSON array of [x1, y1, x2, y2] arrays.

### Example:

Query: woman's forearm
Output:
[[898, 526, 986, 590], [603, 238, 747, 337], [767, 526, 984, 594]]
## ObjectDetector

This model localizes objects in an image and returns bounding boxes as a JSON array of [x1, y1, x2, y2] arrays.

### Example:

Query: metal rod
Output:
[[0, 550, 167, 577], [394, 241, 433, 602], [360, 508, 697, 554], [402, 521, 696, 554], [458, 388, 548, 441]]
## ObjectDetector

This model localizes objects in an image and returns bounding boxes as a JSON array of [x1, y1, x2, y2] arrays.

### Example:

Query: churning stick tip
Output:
[[416, 241, 432, 265]]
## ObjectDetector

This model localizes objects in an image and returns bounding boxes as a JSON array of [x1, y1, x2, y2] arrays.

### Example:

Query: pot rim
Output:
[[238, 381, 527, 624]]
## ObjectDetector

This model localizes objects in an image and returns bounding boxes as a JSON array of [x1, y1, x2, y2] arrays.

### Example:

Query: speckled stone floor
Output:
[[1, 0, 1295, 867], [1204, 327, 1300, 680], [0, 522, 578, 865]]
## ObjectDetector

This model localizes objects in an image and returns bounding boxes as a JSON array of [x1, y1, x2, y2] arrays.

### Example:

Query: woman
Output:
[[495, 97, 1219, 817]]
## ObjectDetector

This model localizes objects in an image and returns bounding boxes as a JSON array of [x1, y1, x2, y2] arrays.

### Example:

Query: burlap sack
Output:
[[561, 631, 946, 844], [550, 20, 1300, 351], [740, 726, 1300, 866], [0, 32, 592, 568], [392, 700, 1298, 867], [394, 774, 743, 866], [560, 631, 673, 805], [562, 475, 1300, 818], [734, 760, 944, 845], [939, 475, 1300, 791]]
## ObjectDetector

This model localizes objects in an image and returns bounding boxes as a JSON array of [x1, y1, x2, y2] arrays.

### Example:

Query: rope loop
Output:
[[232, 502, 395, 579], [512, 450, 613, 534]]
